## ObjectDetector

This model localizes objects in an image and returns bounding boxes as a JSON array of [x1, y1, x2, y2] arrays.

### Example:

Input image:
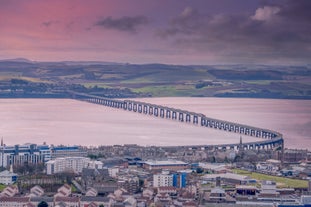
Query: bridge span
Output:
[[70, 92, 284, 151]]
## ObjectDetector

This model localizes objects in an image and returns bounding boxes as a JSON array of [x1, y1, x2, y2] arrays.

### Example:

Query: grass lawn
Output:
[[0, 184, 6, 191], [233, 169, 308, 188]]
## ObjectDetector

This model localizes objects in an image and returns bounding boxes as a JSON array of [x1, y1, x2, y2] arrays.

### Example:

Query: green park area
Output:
[[233, 169, 308, 189]]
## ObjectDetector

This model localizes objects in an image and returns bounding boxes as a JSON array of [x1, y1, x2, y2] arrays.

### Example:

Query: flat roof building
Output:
[[143, 160, 188, 171]]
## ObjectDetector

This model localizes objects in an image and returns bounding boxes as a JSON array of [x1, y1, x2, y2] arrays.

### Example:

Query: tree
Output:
[[38, 201, 48, 207]]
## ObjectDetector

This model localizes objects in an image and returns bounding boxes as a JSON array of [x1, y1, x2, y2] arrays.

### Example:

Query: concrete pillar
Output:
[[144, 105, 148, 114], [186, 114, 191, 122], [179, 112, 184, 122], [235, 126, 239, 133], [138, 104, 142, 113], [160, 109, 165, 118], [193, 115, 198, 124], [166, 110, 171, 118], [201, 117, 206, 126], [172, 111, 177, 119], [128, 103, 132, 111], [149, 106, 153, 115], [133, 103, 137, 112], [154, 107, 159, 117]]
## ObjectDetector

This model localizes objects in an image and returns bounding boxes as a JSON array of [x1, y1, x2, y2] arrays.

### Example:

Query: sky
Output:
[[0, 0, 310, 65]]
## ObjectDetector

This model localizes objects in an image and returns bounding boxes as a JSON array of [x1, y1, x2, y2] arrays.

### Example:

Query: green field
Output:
[[233, 169, 308, 188], [0, 184, 6, 191], [0, 60, 310, 99]]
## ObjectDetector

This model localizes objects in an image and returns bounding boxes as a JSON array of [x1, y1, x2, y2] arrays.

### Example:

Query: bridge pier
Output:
[[201, 117, 206, 126], [154, 107, 159, 117], [179, 113, 184, 122], [166, 110, 171, 118], [172, 111, 177, 120], [149, 107, 153, 115], [160, 109, 164, 118], [193, 116, 198, 124], [186, 114, 191, 123], [133, 103, 137, 112], [143, 105, 148, 114]]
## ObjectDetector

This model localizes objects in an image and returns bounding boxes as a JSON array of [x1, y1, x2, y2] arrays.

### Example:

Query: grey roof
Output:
[[80, 196, 110, 202], [29, 196, 54, 202]]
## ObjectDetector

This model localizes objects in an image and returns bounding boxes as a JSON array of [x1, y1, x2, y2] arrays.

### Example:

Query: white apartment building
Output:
[[153, 171, 173, 187], [46, 157, 103, 175]]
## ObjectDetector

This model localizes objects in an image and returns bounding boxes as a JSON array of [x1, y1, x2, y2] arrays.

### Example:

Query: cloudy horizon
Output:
[[1, 0, 310, 65]]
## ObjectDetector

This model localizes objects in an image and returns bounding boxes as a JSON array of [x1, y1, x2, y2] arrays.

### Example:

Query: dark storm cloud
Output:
[[157, 1, 311, 63], [278, 0, 311, 22], [95, 15, 149, 32]]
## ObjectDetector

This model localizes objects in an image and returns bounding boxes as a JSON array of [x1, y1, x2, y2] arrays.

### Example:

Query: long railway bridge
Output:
[[70, 92, 284, 152]]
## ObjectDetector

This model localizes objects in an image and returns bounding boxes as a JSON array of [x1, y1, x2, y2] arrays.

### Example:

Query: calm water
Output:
[[0, 98, 310, 149]]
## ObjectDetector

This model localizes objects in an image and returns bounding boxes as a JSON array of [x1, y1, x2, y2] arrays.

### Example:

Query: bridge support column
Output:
[[149, 107, 153, 115], [185, 114, 191, 123], [193, 116, 198, 124], [179, 113, 184, 122], [201, 117, 206, 126], [160, 109, 164, 118], [166, 110, 171, 118], [154, 107, 158, 117], [143, 105, 148, 114], [172, 111, 177, 120]]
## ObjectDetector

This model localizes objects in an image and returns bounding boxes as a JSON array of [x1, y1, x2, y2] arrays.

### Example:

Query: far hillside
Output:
[[0, 59, 310, 99]]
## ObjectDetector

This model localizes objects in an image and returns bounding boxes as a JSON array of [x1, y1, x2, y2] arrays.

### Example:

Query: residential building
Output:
[[153, 171, 173, 187], [118, 176, 140, 194], [28, 185, 44, 197], [0, 170, 17, 185], [0, 197, 30, 207], [54, 184, 72, 197], [173, 172, 187, 188], [46, 157, 103, 174], [0, 185, 19, 197], [51, 145, 87, 158], [29, 197, 54, 207]]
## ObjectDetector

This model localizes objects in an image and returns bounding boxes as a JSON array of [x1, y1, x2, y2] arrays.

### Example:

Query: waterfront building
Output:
[[0, 143, 86, 168], [0, 143, 44, 168]]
